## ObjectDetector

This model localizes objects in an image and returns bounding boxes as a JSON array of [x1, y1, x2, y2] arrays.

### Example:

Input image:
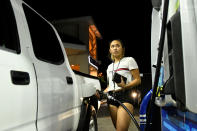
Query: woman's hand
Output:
[[104, 86, 109, 93], [117, 69, 141, 90], [117, 76, 126, 88]]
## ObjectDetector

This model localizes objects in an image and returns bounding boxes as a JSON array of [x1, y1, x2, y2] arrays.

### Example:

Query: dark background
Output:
[[24, 0, 152, 73], [24, 0, 153, 93]]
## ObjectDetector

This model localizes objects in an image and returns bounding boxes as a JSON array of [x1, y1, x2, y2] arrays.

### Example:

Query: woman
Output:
[[104, 39, 141, 131]]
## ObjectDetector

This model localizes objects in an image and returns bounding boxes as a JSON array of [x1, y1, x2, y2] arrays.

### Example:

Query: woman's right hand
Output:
[[103, 89, 108, 93], [103, 86, 109, 93]]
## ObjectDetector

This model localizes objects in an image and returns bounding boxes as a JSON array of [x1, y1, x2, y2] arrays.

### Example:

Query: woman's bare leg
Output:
[[108, 104, 118, 129], [116, 103, 134, 131]]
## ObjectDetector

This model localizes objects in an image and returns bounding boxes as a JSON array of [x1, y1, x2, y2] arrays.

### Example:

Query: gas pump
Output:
[[141, 0, 197, 130]]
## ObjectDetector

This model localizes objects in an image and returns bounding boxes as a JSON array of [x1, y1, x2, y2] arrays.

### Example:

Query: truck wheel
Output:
[[84, 105, 98, 131]]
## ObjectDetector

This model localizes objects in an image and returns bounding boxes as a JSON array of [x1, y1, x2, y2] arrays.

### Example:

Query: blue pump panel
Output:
[[162, 107, 197, 131]]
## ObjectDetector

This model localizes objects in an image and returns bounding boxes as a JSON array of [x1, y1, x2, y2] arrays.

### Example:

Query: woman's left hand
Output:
[[117, 77, 126, 88]]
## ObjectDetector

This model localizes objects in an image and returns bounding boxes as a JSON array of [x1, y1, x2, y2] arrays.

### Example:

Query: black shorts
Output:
[[107, 89, 134, 107]]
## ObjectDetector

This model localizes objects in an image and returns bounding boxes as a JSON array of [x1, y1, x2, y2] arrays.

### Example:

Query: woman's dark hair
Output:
[[108, 39, 125, 61]]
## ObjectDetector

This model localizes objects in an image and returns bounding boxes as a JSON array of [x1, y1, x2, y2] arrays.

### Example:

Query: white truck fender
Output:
[[81, 83, 96, 97]]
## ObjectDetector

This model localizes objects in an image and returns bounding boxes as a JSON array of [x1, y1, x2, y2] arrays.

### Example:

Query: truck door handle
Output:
[[66, 76, 73, 84], [11, 70, 30, 85]]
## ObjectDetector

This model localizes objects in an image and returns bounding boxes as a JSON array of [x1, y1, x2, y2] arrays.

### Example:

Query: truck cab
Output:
[[0, 0, 100, 130]]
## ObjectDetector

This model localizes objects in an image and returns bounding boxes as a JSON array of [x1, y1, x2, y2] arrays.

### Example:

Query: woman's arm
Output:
[[117, 69, 141, 90]]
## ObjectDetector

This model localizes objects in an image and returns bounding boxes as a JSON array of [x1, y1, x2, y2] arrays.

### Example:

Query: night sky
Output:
[[24, 0, 153, 77]]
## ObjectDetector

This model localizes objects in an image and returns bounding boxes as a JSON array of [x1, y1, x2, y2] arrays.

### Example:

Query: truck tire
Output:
[[84, 105, 98, 131]]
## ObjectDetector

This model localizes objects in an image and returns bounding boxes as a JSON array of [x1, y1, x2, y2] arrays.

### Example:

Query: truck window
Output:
[[0, 0, 21, 54], [22, 4, 64, 65]]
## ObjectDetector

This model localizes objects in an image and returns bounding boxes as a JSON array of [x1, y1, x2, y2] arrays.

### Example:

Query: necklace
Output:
[[112, 60, 121, 76]]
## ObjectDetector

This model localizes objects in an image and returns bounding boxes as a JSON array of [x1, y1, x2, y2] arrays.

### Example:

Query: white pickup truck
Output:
[[0, 0, 101, 131]]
